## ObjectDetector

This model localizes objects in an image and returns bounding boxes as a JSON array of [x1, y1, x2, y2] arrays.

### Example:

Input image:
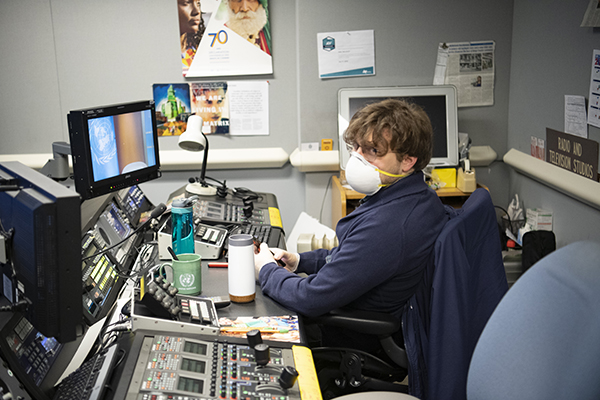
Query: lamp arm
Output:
[[200, 131, 209, 186]]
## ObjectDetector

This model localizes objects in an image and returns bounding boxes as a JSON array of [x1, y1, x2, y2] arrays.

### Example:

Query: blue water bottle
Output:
[[171, 197, 195, 255]]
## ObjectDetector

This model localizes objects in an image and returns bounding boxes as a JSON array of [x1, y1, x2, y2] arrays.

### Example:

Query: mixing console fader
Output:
[[120, 331, 319, 400]]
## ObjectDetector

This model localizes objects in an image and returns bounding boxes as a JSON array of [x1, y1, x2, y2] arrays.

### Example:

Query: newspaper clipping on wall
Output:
[[434, 41, 495, 107]]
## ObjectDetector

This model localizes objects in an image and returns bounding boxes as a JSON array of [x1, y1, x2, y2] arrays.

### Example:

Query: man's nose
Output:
[[239, 0, 252, 11]]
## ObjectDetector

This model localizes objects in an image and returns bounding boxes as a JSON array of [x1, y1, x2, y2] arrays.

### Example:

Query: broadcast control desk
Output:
[[110, 190, 320, 400], [109, 267, 320, 400]]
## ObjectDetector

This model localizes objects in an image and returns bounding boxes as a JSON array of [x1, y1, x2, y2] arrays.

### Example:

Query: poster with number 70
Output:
[[176, 0, 272, 77]]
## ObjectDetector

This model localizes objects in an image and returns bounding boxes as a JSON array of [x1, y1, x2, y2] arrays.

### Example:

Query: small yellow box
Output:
[[432, 168, 457, 188], [321, 139, 333, 151]]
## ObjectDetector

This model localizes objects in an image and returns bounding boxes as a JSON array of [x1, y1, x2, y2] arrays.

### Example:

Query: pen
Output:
[[208, 262, 228, 268], [167, 246, 179, 261]]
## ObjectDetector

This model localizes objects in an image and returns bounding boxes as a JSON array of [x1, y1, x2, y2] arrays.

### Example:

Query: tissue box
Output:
[[526, 208, 553, 231], [431, 168, 456, 188]]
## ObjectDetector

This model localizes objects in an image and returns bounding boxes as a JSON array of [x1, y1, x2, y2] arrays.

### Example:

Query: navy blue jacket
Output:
[[259, 171, 447, 318], [402, 188, 508, 399]]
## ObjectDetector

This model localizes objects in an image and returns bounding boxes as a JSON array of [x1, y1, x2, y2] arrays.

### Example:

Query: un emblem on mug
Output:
[[179, 273, 196, 289], [160, 253, 202, 296]]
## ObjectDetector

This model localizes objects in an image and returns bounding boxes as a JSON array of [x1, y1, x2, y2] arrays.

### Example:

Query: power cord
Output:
[[319, 175, 334, 224]]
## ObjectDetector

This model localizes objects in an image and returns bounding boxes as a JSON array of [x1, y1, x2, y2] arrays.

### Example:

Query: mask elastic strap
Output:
[[376, 169, 406, 178]]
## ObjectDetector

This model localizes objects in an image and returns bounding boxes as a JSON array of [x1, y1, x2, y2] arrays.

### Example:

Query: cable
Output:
[[319, 175, 334, 224], [81, 203, 166, 262]]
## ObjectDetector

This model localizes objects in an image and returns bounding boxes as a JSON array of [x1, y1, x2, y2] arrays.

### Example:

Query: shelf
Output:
[[503, 148, 600, 211], [289, 148, 340, 172], [0, 147, 290, 172]]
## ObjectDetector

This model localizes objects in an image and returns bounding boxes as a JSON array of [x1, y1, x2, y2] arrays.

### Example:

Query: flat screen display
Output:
[[338, 86, 459, 169], [87, 109, 156, 182], [68, 100, 161, 200]]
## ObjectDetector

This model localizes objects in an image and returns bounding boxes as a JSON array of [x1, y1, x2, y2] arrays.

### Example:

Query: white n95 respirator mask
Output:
[[345, 152, 406, 195]]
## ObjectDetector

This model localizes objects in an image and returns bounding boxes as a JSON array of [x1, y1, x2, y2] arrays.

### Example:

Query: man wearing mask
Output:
[[254, 99, 448, 350]]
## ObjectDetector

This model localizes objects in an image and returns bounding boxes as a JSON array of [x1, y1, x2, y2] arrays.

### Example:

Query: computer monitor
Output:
[[338, 85, 459, 169], [0, 161, 82, 343], [68, 100, 161, 200]]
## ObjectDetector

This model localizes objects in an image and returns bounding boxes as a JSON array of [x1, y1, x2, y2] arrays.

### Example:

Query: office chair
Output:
[[310, 188, 508, 399], [467, 240, 600, 400]]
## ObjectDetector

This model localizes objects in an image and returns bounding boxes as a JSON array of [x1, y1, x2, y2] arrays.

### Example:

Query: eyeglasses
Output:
[[346, 142, 381, 163]]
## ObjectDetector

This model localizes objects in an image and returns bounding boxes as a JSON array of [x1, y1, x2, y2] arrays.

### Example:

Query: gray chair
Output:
[[467, 240, 600, 400]]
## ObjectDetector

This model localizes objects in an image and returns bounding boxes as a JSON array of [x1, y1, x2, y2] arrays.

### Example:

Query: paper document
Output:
[[228, 80, 269, 136], [588, 49, 600, 129], [565, 95, 588, 137]]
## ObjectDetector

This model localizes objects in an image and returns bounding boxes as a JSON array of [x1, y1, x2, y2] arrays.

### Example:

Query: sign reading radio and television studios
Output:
[[546, 128, 599, 181]]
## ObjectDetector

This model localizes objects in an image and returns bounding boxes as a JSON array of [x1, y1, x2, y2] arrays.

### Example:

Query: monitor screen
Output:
[[68, 100, 161, 200], [0, 161, 82, 343], [338, 85, 459, 169]]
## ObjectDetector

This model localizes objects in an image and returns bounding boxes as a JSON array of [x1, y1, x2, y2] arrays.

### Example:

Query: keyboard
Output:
[[193, 199, 269, 225], [240, 223, 273, 244], [235, 223, 284, 248], [53, 344, 119, 400]]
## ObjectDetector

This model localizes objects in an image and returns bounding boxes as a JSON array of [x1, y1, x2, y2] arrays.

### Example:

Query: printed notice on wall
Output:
[[317, 30, 375, 79], [434, 41, 495, 107], [588, 49, 600, 129], [565, 95, 588, 137], [228, 80, 269, 136]]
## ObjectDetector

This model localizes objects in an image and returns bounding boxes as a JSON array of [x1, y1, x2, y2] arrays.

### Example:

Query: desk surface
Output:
[[199, 260, 293, 319]]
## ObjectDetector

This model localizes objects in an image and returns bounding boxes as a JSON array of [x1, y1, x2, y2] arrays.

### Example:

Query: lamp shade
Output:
[[178, 115, 206, 152]]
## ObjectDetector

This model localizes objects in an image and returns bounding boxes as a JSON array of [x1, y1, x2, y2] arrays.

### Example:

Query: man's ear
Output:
[[401, 156, 417, 173]]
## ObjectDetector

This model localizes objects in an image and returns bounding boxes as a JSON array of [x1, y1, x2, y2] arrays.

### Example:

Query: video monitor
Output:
[[68, 100, 161, 200], [0, 161, 82, 343], [338, 85, 459, 169]]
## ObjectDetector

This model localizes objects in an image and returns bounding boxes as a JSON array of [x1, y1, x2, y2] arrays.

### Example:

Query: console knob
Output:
[[279, 366, 299, 389], [247, 329, 263, 348], [254, 343, 270, 366]]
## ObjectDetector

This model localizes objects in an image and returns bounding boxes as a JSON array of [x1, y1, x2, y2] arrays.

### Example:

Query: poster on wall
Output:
[[152, 81, 269, 136], [177, 0, 272, 77], [190, 82, 230, 134], [152, 83, 192, 136]]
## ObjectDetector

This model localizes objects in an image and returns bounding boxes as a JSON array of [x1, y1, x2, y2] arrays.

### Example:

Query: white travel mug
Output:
[[228, 234, 256, 303]]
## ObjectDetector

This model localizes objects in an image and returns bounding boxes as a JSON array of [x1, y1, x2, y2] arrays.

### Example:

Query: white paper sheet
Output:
[[228, 80, 269, 136], [565, 95, 588, 137]]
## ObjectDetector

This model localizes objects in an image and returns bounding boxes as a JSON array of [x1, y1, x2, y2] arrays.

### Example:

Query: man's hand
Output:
[[270, 248, 300, 273], [254, 242, 276, 280]]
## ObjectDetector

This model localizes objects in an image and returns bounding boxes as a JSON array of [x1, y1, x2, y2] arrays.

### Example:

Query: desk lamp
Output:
[[179, 114, 217, 196]]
